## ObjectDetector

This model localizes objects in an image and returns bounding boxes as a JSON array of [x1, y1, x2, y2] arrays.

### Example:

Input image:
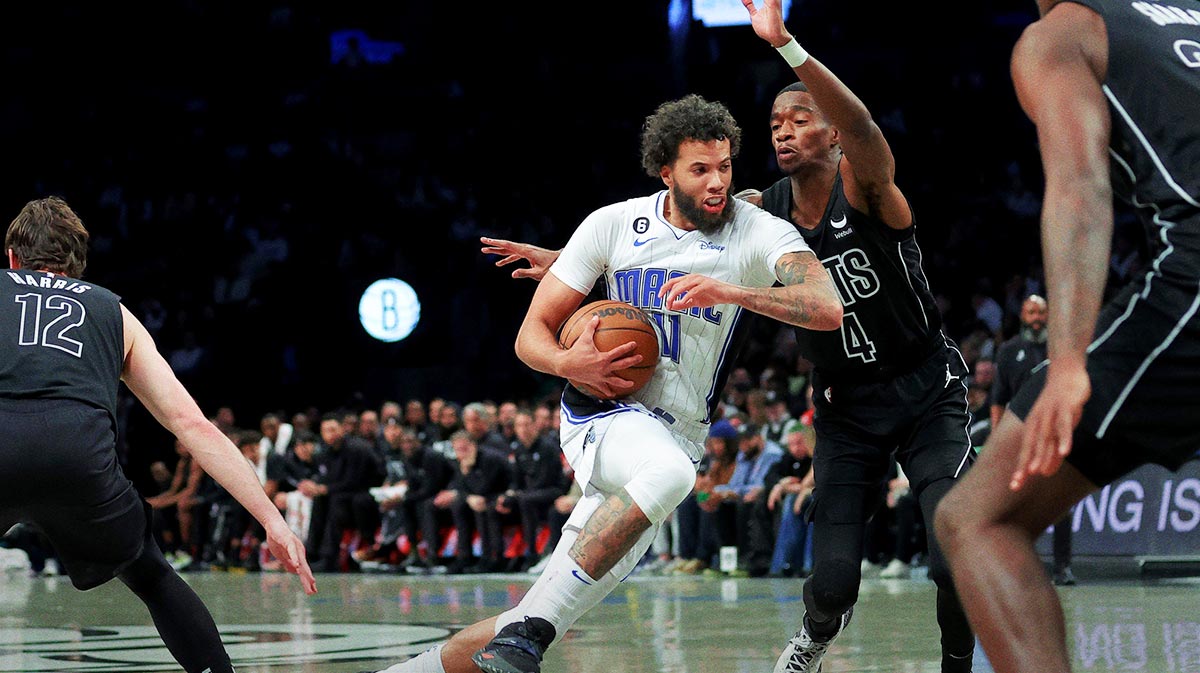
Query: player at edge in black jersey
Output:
[[935, 0, 1200, 672], [0, 197, 316, 673]]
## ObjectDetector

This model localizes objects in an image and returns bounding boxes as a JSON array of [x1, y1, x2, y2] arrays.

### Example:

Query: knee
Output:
[[627, 455, 695, 525], [119, 545, 173, 594], [932, 489, 970, 556], [807, 559, 860, 616]]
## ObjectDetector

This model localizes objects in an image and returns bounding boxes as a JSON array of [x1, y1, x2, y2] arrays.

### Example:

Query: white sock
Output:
[[651, 516, 671, 557], [376, 643, 445, 673], [508, 530, 616, 637], [496, 524, 657, 645]]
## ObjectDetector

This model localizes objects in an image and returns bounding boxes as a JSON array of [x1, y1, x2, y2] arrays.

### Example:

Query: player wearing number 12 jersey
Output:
[[0, 197, 315, 673]]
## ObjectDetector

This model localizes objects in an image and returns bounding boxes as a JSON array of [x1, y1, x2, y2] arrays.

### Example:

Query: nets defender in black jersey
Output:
[[0, 197, 316, 673], [738, 2, 976, 672], [934, 0, 1200, 671]]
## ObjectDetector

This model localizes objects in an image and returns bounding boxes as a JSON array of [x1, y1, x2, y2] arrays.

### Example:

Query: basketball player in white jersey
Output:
[[367, 94, 841, 673]]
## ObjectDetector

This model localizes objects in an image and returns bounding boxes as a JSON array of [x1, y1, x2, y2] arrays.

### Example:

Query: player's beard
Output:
[[672, 181, 735, 236]]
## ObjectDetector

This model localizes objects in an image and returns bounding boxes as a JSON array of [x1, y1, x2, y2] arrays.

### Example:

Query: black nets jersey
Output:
[[761, 172, 942, 377], [1070, 0, 1200, 314], [0, 270, 124, 417]]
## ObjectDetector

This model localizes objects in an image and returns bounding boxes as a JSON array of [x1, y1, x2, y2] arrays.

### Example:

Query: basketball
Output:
[[558, 300, 660, 399]]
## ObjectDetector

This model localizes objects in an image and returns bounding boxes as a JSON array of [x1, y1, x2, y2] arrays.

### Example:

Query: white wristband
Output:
[[775, 38, 809, 68]]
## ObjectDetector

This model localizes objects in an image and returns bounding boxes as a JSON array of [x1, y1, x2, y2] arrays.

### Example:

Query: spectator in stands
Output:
[[259, 413, 294, 460], [380, 400, 402, 426], [431, 402, 461, 455], [673, 420, 740, 575], [462, 401, 510, 459], [229, 431, 267, 569], [497, 410, 569, 572], [268, 430, 322, 570], [358, 409, 389, 456], [146, 439, 203, 567], [706, 422, 783, 574], [445, 430, 513, 574], [355, 419, 414, 566], [403, 398, 435, 444], [497, 401, 520, 444], [763, 419, 816, 577], [762, 389, 794, 447], [309, 413, 385, 572]]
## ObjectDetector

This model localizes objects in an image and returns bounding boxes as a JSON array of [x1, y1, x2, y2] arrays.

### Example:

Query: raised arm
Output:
[[743, 0, 909, 228], [658, 250, 842, 330], [119, 306, 316, 593], [1008, 3, 1111, 490], [514, 273, 645, 399]]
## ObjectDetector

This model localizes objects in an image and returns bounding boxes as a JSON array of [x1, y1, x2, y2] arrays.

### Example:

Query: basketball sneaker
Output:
[[472, 616, 556, 673], [773, 608, 853, 673]]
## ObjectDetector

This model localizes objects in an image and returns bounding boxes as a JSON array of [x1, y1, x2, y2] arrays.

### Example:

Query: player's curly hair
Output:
[[640, 94, 742, 178]]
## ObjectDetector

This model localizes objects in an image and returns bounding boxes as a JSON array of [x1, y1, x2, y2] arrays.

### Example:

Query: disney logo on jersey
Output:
[[821, 249, 880, 307], [698, 239, 726, 252]]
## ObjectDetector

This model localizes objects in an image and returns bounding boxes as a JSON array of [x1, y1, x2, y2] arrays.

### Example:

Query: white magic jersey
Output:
[[550, 191, 811, 445]]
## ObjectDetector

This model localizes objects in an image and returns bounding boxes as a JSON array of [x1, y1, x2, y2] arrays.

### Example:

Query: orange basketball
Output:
[[558, 300, 660, 399]]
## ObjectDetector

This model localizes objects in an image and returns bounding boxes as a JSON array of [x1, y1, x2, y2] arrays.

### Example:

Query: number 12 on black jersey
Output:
[[13, 293, 88, 358]]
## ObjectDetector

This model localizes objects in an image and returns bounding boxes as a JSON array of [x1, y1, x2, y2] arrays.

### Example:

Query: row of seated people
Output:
[[141, 386, 931, 579], [148, 406, 576, 574]]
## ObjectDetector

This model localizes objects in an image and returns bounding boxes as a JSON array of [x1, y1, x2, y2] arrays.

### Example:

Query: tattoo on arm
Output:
[[737, 251, 838, 328], [568, 489, 651, 579]]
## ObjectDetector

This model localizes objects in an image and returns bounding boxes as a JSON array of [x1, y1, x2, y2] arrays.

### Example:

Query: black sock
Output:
[[118, 542, 234, 673], [937, 587, 974, 673]]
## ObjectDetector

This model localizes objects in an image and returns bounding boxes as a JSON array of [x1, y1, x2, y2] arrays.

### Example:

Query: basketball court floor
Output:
[[2, 569, 1197, 672]]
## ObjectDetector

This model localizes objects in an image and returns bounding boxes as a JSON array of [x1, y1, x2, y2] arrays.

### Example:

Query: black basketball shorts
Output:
[[0, 398, 149, 590], [810, 342, 975, 524], [1010, 280, 1200, 486]]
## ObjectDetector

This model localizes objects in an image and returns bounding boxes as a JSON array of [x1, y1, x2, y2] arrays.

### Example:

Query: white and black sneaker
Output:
[[773, 608, 853, 673]]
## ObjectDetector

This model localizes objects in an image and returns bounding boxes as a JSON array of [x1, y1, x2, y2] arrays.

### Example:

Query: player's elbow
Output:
[[172, 416, 221, 454], [514, 329, 546, 374], [814, 299, 843, 331], [514, 329, 533, 367]]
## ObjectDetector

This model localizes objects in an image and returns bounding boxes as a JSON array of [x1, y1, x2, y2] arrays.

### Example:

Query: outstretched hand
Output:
[[1011, 363, 1090, 491], [741, 0, 792, 47], [266, 521, 317, 595], [480, 237, 559, 281]]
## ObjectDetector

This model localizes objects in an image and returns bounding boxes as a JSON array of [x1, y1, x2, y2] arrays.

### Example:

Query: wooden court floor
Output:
[[2, 569, 1197, 672]]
